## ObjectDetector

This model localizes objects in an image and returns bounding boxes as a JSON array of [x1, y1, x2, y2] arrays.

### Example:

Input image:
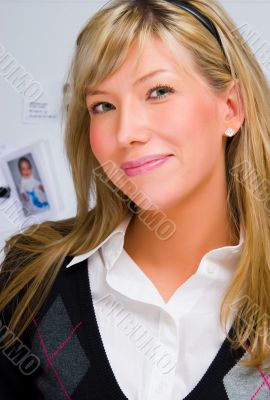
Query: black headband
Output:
[[164, 1, 224, 53]]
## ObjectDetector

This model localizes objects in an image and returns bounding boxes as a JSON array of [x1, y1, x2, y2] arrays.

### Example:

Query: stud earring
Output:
[[225, 128, 236, 137]]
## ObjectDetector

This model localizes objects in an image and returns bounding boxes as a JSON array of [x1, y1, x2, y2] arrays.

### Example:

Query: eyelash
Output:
[[87, 83, 175, 115]]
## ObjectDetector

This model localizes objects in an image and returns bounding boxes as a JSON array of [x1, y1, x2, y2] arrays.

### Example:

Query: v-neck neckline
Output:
[[74, 257, 247, 400]]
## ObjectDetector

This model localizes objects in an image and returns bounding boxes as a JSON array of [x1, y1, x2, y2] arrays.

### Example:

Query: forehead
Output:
[[86, 34, 207, 94], [137, 39, 200, 86], [129, 36, 192, 73]]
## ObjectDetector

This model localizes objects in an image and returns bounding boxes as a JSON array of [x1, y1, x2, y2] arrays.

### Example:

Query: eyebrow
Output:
[[86, 69, 170, 96]]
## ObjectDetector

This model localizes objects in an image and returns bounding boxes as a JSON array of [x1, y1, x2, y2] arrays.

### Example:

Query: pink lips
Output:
[[120, 154, 174, 177], [120, 153, 173, 169]]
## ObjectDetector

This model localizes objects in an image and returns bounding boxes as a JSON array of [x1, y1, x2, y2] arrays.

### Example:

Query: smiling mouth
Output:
[[123, 155, 174, 176]]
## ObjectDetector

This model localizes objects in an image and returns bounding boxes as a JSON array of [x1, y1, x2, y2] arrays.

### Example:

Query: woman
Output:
[[1, 0, 270, 399]]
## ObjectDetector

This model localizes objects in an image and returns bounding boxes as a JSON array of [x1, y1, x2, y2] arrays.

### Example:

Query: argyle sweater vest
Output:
[[0, 255, 269, 400]]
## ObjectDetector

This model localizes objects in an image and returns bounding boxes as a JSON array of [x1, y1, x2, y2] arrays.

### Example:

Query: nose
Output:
[[115, 98, 152, 147]]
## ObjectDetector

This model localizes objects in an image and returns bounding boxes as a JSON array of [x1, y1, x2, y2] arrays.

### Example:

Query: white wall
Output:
[[0, 0, 269, 259]]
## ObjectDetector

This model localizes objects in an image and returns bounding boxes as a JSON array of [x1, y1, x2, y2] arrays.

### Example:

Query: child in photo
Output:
[[18, 156, 49, 212]]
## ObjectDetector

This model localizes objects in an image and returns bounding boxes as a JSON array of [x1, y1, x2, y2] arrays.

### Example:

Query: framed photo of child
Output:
[[0, 140, 60, 226], [13, 153, 50, 212]]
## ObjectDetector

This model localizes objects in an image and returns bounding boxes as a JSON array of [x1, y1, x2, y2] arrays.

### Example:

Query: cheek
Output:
[[89, 125, 110, 162], [154, 95, 222, 207], [165, 94, 221, 163], [89, 125, 125, 186], [190, 99, 222, 165]]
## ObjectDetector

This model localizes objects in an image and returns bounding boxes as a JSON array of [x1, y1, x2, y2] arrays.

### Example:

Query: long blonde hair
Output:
[[1, 0, 270, 369]]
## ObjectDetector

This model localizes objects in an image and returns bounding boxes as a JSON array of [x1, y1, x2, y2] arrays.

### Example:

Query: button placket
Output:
[[146, 310, 177, 399]]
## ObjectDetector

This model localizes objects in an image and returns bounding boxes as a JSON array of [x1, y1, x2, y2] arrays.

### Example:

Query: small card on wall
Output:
[[22, 80, 62, 124]]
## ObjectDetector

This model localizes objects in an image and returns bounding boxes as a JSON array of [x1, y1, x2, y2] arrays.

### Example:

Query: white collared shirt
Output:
[[66, 212, 244, 400]]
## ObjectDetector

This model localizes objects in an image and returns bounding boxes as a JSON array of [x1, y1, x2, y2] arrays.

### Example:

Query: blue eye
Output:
[[87, 83, 175, 115]]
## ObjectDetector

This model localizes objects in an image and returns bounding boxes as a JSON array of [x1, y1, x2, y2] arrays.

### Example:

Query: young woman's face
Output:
[[87, 36, 236, 211], [20, 161, 32, 178]]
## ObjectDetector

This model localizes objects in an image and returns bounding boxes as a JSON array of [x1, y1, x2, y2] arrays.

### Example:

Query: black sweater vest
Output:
[[0, 255, 266, 400]]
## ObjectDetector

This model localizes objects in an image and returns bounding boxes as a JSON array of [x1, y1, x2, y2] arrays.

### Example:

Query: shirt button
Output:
[[206, 264, 215, 274], [154, 381, 168, 394]]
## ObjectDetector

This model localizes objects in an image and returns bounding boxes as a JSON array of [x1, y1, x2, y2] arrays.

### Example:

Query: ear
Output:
[[219, 79, 245, 136]]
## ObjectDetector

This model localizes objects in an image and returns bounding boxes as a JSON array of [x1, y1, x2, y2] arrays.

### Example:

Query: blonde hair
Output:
[[1, 0, 270, 370]]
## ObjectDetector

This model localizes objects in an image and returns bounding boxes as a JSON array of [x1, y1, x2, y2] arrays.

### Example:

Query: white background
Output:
[[0, 0, 269, 260]]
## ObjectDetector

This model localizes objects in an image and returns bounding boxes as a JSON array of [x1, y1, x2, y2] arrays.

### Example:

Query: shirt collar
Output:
[[65, 212, 134, 269], [66, 214, 245, 270]]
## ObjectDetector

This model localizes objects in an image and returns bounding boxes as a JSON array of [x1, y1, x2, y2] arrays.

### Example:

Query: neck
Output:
[[124, 171, 238, 275]]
